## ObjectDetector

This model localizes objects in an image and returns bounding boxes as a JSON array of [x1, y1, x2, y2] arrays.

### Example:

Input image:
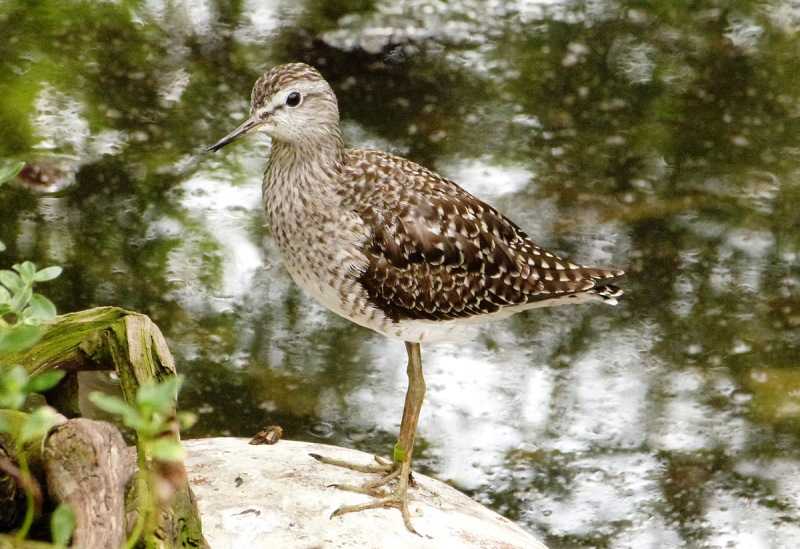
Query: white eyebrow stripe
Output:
[[273, 81, 328, 105], [258, 89, 324, 117]]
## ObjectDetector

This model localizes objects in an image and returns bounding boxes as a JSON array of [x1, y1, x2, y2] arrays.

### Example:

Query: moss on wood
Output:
[[1, 307, 207, 548]]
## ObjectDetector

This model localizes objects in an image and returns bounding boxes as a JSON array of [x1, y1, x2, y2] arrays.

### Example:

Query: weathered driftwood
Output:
[[4, 307, 127, 376], [0, 410, 52, 476], [2, 307, 207, 548], [43, 419, 132, 549], [0, 409, 62, 531]]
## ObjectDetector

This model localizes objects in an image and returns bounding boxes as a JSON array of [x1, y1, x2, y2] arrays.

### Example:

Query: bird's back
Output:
[[336, 149, 624, 330]]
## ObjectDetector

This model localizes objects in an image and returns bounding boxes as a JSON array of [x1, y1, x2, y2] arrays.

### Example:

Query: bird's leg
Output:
[[314, 342, 426, 534], [393, 340, 425, 491]]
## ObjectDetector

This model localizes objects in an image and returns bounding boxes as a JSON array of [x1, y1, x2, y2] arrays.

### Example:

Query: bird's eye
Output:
[[286, 92, 302, 107]]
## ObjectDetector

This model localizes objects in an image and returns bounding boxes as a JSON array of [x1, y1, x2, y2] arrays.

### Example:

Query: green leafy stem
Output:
[[89, 376, 196, 549]]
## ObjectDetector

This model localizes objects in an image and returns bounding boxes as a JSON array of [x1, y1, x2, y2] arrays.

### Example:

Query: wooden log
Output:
[[0, 409, 63, 531], [3, 307, 207, 548], [0, 409, 51, 475], [3, 307, 127, 376], [43, 419, 132, 549], [102, 314, 206, 549]]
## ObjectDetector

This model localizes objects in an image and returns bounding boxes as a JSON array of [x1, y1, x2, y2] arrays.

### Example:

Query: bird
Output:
[[207, 62, 624, 533]]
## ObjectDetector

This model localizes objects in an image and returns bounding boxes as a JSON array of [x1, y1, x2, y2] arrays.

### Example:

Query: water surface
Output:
[[1, 1, 799, 547]]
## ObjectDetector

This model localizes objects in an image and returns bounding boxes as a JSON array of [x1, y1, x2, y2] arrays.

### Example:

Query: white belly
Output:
[[284, 262, 612, 344]]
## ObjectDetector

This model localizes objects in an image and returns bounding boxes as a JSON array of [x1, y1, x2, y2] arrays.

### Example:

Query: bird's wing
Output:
[[340, 149, 624, 322]]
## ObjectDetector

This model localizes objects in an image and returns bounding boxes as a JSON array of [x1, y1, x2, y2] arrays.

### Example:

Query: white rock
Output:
[[184, 437, 547, 549]]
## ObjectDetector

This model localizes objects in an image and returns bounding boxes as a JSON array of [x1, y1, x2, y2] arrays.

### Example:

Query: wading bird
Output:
[[207, 62, 624, 533]]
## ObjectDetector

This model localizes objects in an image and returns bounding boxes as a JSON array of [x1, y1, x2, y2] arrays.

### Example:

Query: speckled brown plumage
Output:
[[340, 150, 623, 322], [210, 62, 624, 342]]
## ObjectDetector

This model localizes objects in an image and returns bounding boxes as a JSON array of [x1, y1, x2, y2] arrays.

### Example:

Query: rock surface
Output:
[[184, 437, 546, 549]]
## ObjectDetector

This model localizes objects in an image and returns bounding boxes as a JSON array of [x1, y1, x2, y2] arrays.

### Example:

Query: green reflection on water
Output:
[[1, 0, 799, 546]]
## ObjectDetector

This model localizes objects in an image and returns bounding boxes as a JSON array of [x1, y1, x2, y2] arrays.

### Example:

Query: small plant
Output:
[[0, 262, 68, 540], [0, 165, 74, 543], [0, 260, 65, 497], [50, 502, 76, 549], [0, 367, 75, 543], [0, 261, 62, 355], [0, 367, 64, 538], [90, 376, 196, 549]]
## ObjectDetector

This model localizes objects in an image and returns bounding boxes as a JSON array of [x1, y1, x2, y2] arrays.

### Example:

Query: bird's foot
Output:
[[329, 482, 419, 535], [327, 466, 401, 497], [310, 453, 420, 534]]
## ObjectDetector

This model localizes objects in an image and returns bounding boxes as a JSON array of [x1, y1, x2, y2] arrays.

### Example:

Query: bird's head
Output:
[[207, 63, 340, 152]]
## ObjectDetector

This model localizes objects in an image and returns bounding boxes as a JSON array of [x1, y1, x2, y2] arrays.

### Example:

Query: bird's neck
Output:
[[263, 130, 345, 222], [270, 127, 344, 165]]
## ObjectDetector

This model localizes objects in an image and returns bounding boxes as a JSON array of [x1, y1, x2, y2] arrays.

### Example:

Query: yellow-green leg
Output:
[[310, 341, 426, 534]]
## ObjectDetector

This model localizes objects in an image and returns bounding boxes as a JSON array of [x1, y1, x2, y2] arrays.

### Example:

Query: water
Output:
[[2, 1, 800, 547]]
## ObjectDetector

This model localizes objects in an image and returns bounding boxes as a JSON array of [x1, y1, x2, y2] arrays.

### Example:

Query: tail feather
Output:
[[578, 266, 625, 281], [590, 283, 624, 305]]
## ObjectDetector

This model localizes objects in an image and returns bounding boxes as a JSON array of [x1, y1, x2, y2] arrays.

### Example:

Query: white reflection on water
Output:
[[442, 158, 532, 197], [530, 453, 666, 538], [548, 327, 652, 452], [235, 0, 295, 43], [704, 488, 800, 548], [652, 368, 750, 454], [724, 16, 764, 52], [172, 158, 264, 312], [34, 86, 88, 153], [139, 0, 213, 36]]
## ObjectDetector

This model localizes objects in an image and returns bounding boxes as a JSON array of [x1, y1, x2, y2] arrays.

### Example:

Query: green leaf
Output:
[[0, 323, 42, 354], [0, 160, 24, 185], [136, 375, 183, 413], [0, 393, 26, 411], [149, 438, 185, 462], [33, 266, 62, 282], [0, 365, 29, 409], [0, 414, 8, 433], [19, 406, 58, 443], [0, 285, 10, 303], [27, 293, 57, 322], [88, 391, 147, 430], [2, 365, 29, 386], [177, 411, 197, 429], [13, 261, 37, 284], [88, 391, 135, 416], [9, 283, 33, 313], [0, 240, 5, 252], [50, 502, 75, 548], [0, 269, 22, 292], [25, 370, 65, 393]]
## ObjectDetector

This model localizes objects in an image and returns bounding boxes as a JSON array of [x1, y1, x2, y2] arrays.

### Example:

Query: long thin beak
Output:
[[206, 116, 261, 152]]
